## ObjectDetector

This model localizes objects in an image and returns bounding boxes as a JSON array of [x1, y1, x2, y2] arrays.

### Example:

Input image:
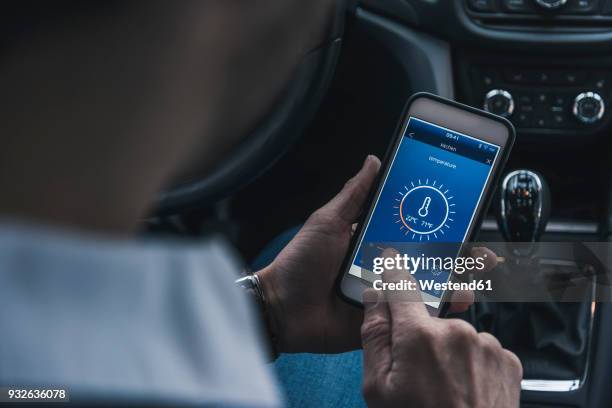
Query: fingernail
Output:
[[381, 248, 399, 259], [471, 247, 487, 258]]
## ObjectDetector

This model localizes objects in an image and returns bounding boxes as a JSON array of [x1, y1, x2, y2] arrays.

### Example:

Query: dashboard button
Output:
[[504, 70, 544, 84], [551, 112, 568, 127], [520, 104, 535, 114], [468, 0, 497, 12], [517, 93, 533, 105], [534, 92, 553, 128], [589, 72, 608, 89], [504, 69, 527, 83], [534, 116, 550, 128], [563, 0, 597, 13], [534, 71, 554, 84], [561, 71, 586, 85], [472, 68, 497, 87], [502, 0, 532, 12], [481, 71, 496, 86], [534, 111, 556, 128], [536, 92, 548, 104], [552, 95, 567, 107], [593, 76, 606, 90], [515, 111, 533, 127]]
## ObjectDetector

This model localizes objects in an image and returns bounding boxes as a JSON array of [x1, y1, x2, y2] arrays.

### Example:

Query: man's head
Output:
[[0, 0, 334, 233]]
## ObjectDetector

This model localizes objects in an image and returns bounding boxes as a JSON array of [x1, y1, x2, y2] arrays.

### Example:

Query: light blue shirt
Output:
[[0, 222, 281, 407]]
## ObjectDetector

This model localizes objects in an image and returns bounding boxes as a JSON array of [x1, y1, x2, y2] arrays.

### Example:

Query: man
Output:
[[0, 1, 522, 407]]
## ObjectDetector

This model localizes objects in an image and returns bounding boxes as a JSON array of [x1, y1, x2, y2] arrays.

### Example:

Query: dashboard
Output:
[[463, 0, 612, 136], [359, 0, 612, 138]]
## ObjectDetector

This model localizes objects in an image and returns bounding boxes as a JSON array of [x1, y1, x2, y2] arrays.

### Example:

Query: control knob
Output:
[[573, 92, 605, 124], [484, 89, 514, 118]]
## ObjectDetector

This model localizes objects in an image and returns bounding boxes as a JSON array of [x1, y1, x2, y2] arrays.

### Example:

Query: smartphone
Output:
[[337, 93, 515, 316]]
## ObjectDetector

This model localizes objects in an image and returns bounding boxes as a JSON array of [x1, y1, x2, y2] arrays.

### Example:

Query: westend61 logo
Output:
[[372, 253, 487, 275]]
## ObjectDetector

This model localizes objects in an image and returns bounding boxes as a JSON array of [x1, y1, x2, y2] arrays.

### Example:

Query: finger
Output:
[[351, 223, 358, 237], [470, 247, 498, 274], [322, 155, 381, 227], [379, 248, 429, 323], [445, 247, 497, 314], [502, 349, 524, 381], [361, 289, 392, 377], [447, 289, 475, 314], [478, 331, 503, 350]]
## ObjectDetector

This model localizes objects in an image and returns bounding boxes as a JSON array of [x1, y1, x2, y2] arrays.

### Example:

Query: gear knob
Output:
[[498, 170, 551, 242]]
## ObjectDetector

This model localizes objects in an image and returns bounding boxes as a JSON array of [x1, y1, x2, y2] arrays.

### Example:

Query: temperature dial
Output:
[[573, 92, 605, 124], [484, 89, 514, 118]]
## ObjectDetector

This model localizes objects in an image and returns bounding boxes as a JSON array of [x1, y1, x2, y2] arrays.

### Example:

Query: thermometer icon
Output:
[[418, 196, 431, 217], [396, 180, 454, 240]]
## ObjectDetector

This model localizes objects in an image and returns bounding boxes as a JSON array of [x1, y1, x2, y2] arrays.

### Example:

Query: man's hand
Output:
[[361, 267, 522, 408], [256, 155, 382, 353], [256, 155, 497, 354]]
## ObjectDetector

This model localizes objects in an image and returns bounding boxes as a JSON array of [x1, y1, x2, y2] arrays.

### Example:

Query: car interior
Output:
[[149, 0, 612, 406]]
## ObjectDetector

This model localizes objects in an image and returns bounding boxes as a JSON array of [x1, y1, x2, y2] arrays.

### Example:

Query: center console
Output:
[[458, 56, 612, 136], [449, 4, 611, 398], [454, 48, 608, 408], [350, 2, 612, 404]]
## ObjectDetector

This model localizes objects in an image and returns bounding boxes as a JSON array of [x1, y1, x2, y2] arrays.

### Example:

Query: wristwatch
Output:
[[235, 273, 280, 360]]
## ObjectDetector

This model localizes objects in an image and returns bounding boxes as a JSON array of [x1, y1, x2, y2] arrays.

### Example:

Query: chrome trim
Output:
[[521, 379, 580, 392], [534, 0, 568, 9], [546, 221, 598, 234], [480, 219, 499, 231], [573, 92, 605, 124], [483, 89, 514, 118], [480, 218, 599, 234]]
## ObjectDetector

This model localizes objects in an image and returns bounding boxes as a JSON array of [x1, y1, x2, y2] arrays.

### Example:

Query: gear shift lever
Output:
[[498, 170, 551, 242], [488, 170, 591, 384]]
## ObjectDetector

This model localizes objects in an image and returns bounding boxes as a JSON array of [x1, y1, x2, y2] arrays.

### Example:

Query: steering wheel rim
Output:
[[154, 4, 347, 216]]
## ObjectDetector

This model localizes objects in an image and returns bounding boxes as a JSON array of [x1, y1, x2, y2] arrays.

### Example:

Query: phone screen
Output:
[[348, 116, 500, 309]]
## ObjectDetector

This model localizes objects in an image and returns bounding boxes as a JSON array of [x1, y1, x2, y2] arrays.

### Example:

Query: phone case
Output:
[[335, 92, 516, 317]]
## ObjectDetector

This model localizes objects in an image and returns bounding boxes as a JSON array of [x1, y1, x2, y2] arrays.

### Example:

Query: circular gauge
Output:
[[394, 179, 454, 241]]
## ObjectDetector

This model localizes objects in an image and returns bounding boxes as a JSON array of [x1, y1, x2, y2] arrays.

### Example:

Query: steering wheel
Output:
[[154, 3, 348, 216]]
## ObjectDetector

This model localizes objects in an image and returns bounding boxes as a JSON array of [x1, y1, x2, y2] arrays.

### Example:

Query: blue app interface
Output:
[[348, 117, 500, 304]]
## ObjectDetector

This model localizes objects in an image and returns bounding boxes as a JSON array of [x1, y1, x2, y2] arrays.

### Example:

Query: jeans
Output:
[[252, 226, 366, 408]]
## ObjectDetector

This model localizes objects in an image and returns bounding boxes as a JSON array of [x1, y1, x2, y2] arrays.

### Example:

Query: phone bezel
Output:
[[336, 92, 516, 316]]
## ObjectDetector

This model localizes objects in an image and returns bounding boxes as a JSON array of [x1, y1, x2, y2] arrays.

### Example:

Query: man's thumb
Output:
[[324, 155, 380, 226]]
